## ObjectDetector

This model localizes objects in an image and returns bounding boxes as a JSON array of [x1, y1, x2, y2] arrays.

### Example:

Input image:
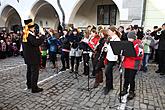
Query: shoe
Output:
[[103, 87, 110, 95], [119, 89, 128, 96], [32, 87, 43, 93], [60, 68, 66, 72], [143, 69, 147, 73], [160, 73, 165, 75], [93, 83, 99, 88], [27, 86, 31, 89], [66, 66, 70, 69], [155, 70, 161, 73], [69, 69, 74, 73], [83, 73, 88, 76], [74, 71, 78, 74], [89, 75, 96, 79], [127, 91, 135, 100], [140, 66, 144, 71]]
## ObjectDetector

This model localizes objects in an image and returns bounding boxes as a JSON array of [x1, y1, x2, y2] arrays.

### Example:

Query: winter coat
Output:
[[48, 36, 61, 53], [123, 39, 144, 70], [142, 35, 154, 53], [60, 35, 71, 51]]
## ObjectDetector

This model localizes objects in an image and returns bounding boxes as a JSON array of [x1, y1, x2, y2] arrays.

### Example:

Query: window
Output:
[[97, 5, 117, 25]]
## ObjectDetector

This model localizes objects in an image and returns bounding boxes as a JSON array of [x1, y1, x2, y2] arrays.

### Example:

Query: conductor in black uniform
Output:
[[22, 19, 45, 93]]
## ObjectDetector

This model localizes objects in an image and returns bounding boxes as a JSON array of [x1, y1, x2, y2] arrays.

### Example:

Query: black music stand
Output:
[[109, 41, 136, 110], [77, 42, 94, 93]]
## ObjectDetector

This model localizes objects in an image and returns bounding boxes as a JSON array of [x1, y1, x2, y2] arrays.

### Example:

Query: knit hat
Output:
[[127, 31, 137, 40]]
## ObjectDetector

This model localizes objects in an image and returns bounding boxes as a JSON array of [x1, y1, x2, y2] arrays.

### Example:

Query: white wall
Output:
[[144, 0, 165, 30]]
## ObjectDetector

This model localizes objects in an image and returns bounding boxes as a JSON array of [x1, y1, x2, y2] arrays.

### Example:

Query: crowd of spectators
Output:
[[0, 28, 22, 59]]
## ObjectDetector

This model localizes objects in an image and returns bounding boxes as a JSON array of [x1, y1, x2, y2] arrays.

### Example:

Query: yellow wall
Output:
[[144, 0, 165, 30]]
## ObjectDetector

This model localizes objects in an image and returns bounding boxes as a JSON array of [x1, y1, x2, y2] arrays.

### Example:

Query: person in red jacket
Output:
[[120, 31, 144, 100]]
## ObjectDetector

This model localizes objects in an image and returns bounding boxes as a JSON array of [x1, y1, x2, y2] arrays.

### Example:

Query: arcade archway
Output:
[[69, 0, 120, 27], [31, 0, 60, 29], [1, 5, 21, 32]]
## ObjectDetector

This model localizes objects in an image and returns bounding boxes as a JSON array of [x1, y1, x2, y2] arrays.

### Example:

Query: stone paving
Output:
[[0, 56, 165, 110]]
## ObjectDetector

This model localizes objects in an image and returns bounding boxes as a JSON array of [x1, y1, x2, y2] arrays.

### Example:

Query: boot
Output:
[[32, 87, 43, 93], [119, 88, 128, 96], [127, 91, 135, 100], [69, 68, 74, 73], [99, 70, 103, 83], [93, 73, 100, 88], [103, 87, 110, 95]]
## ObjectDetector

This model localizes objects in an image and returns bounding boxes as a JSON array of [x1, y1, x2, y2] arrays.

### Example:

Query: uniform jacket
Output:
[[123, 39, 144, 70], [22, 31, 45, 65], [156, 30, 165, 51]]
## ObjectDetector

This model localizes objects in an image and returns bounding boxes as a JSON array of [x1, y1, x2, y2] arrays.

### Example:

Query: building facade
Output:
[[0, 0, 164, 31]]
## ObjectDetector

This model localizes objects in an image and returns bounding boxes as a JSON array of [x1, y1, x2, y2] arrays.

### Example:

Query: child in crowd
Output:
[[120, 31, 144, 100]]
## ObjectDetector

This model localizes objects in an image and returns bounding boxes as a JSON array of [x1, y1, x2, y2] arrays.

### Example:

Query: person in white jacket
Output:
[[104, 26, 121, 95]]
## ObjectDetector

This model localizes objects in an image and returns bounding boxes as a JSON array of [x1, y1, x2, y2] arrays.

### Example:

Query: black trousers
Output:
[[26, 64, 40, 90], [61, 51, 69, 69], [82, 53, 89, 75], [158, 50, 165, 73], [41, 56, 47, 67], [123, 68, 137, 92], [105, 61, 116, 90], [49, 52, 56, 66], [71, 56, 81, 71], [154, 49, 159, 63]]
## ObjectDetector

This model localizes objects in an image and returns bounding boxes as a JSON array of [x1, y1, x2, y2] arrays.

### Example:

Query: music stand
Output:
[[77, 42, 94, 93], [77, 52, 93, 94], [109, 41, 136, 110]]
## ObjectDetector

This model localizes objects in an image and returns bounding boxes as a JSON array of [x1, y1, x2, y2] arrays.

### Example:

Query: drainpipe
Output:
[[57, 0, 65, 28], [141, 0, 147, 27]]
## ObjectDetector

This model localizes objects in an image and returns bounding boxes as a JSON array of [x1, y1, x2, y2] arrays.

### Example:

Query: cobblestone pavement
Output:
[[0, 57, 165, 110]]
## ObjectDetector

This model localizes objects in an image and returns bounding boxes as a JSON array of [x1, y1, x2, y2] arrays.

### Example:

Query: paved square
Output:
[[0, 57, 165, 110]]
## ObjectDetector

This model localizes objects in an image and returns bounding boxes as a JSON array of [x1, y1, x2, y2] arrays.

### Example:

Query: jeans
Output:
[[142, 53, 150, 71]]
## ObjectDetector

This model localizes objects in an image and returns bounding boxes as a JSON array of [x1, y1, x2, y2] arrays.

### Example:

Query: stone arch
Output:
[[30, 0, 60, 29], [68, 0, 127, 24], [0, 5, 21, 32]]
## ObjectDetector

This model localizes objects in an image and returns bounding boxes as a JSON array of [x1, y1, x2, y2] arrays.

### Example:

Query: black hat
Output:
[[162, 23, 165, 26], [134, 25, 138, 29], [28, 24, 35, 29], [24, 19, 32, 25]]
